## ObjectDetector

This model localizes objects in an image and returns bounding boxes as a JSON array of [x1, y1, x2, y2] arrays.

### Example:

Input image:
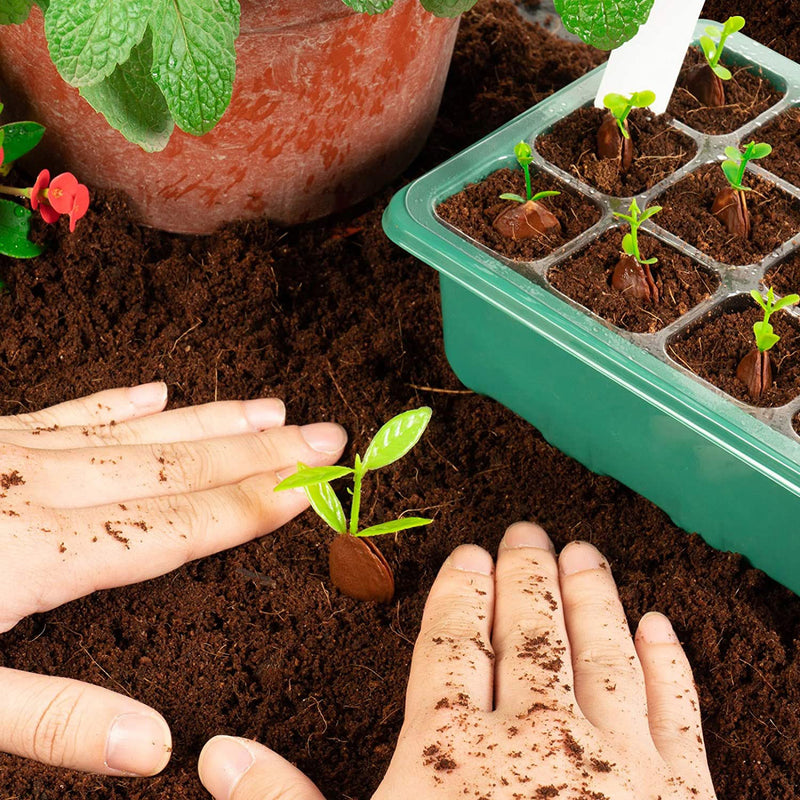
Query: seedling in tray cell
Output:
[[274, 407, 432, 603], [610, 199, 662, 303], [736, 288, 800, 401], [711, 140, 772, 238], [686, 15, 746, 108], [597, 90, 656, 173], [493, 141, 561, 241]]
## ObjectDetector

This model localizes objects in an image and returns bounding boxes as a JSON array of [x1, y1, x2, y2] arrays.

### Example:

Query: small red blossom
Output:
[[30, 169, 90, 231]]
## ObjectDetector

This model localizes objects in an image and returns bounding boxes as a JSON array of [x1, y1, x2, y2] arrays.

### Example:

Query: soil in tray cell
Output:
[[764, 248, 800, 296], [666, 47, 784, 135], [667, 298, 800, 407], [435, 167, 601, 261], [535, 106, 696, 197], [753, 105, 800, 187], [547, 229, 720, 333], [655, 163, 800, 266]]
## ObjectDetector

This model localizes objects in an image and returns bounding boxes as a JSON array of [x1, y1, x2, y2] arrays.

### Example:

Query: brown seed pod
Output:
[[685, 63, 726, 107], [711, 186, 750, 238], [329, 534, 394, 603], [492, 199, 561, 240], [611, 253, 659, 303], [596, 113, 633, 173], [736, 347, 773, 401]]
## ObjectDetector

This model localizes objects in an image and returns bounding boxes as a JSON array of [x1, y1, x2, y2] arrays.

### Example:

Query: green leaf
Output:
[[750, 289, 768, 310], [721, 160, 743, 189], [639, 204, 662, 222], [724, 146, 742, 162], [499, 193, 525, 203], [0, 0, 35, 23], [771, 294, 800, 312], [554, 0, 656, 50], [338, 0, 394, 11], [421, 0, 479, 17], [631, 90, 655, 107], [357, 517, 433, 537], [531, 190, 561, 202], [753, 321, 779, 351], [513, 141, 533, 165], [306, 480, 347, 534], [724, 15, 745, 34], [699, 34, 716, 63], [641, 256, 658, 265], [45, 0, 156, 86], [362, 406, 432, 471], [602, 93, 628, 114], [80, 29, 174, 151], [274, 464, 354, 491], [750, 142, 772, 160], [149, 0, 239, 136], [621, 232, 634, 255], [0, 121, 45, 163], [712, 64, 732, 80], [0, 199, 44, 258]]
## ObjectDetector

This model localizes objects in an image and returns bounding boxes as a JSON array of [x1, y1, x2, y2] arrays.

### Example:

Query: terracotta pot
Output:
[[0, 0, 459, 233]]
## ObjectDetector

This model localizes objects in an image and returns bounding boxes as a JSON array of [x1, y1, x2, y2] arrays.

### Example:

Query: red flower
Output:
[[30, 170, 90, 231]]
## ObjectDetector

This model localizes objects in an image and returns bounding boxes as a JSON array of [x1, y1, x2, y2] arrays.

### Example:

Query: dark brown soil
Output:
[[765, 249, 800, 296], [667, 47, 784, 135], [655, 163, 800, 266], [0, 3, 799, 800], [667, 300, 800, 407], [436, 168, 601, 260], [755, 106, 800, 188], [536, 106, 696, 196], [547, 229, 719, 333]]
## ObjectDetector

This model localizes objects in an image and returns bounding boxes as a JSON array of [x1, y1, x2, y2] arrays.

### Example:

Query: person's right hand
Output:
[[199, 522, 717, 800]]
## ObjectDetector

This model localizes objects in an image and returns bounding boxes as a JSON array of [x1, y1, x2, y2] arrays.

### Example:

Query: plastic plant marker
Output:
[[329, 535, 395, 603], [595, 0, 705, 114]]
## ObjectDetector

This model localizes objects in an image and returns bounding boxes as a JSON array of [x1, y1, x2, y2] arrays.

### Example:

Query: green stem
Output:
[[523, 163, 532, 202], [0, 185, 30, 199], [630, 219, 642, 263], [349, 456, 364, 535]]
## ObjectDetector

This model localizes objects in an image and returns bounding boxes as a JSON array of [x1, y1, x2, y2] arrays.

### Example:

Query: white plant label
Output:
[[594, 0, 705, 114]]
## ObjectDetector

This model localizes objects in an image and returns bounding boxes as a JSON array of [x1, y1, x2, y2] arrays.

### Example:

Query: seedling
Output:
[[602, 91, 656, 139], [737, 288, 800, 400], [711, 141, 772, 238], [597, 91, 655, 173], [610, 199, 661, 302], [274, 407, 432, 602], [494, 141, 561, 240], [699, 16, 746, 80]]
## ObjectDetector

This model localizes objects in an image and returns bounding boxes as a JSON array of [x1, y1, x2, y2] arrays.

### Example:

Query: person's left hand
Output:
[[0, 382, 347, 777]]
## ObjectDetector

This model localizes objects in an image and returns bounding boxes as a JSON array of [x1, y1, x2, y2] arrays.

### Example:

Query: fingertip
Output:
[[127, 381, 168, 413], [243, 398, 286, 430], [198, 736, 256, 800], [498, 521, 554, 553], [300, 422, 348, 455], [104, 710, 172, 776], [558, 540, 608, 576], [446, 543, 494, 576], [636, 611, 680, 645]]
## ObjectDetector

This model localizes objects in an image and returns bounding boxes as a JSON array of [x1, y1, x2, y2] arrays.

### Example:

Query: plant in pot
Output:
[[0, 0, 478, 233], [274, 406, 433, 602], [382, 16, 800, 596]]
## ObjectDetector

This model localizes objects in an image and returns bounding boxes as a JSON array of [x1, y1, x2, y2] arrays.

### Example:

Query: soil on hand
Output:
[[535, 106, 696, 196], [436, 168, 601, 260], [667, 47, 784, 135], [547, 229, 719, 333], [0, 2, 799, 800], [655, 164, 800, 266]]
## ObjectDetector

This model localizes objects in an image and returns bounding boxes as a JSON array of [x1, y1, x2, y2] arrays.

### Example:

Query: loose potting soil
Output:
[[0, 2, 798, 799]]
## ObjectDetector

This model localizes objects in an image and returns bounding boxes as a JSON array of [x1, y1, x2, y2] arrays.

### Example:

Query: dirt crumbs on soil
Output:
[[0, 2, 798, 800]]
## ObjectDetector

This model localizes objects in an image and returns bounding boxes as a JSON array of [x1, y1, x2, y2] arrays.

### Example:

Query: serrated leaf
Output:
[[0, 122, 45, 163], [339, 0, 394, 11], [274, 465, 354, 491], [45, 0, 155, 86], [0, 199, 44, 258], [554, 0, 655, 50], [305, 480, 347, 534], [0, 0, 35, 24], [80, 29, 174, 151], [421, 0, 480, 17], [357, 517, 433, 537], [362, 406, 432, 471], [149, 0, 239, 137]]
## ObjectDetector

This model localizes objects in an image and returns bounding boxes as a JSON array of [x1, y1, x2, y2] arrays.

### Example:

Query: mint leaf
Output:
[[554, 0, 656, 50], [339, 0, 394, 11], [0, 0, 35, 24], [0, 121, 45, 163], [80, 30, 173, 151], [0, 199, 44, 259], [421, 0, 480, 16], [149, 0, 239, 137], [45, 0, 155, 86]]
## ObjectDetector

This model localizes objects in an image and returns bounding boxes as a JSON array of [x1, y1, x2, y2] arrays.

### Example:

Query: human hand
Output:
[[0, 382, 346, 777], [198, 522, 717, 800]]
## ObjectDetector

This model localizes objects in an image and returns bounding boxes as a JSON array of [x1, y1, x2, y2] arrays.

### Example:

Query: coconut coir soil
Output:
[[0, 2, 799, 799]]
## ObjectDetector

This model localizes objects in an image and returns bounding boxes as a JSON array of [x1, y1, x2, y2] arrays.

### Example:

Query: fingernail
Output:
[[638, 612, 679, 644], [244, 398, 285, 430], [128, 382, 168, 410], [300, 422, 347, 454], [199, 736, 255, 800], [501, 521, 553, 551], [559, 541, 607, 576], [449, 544, 493, 575], [105, 712, 172, 776]]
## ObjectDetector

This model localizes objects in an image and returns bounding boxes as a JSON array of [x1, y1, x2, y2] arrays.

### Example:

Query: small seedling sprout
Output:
[[612, 199, 661, 266], [699, 16, 746, 80], [720, 141, 772, 191], [602, 91, 656, 139], [499, 141, 561, 204], [274, 407, 433, 538], [750, 288, 800, 352]]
